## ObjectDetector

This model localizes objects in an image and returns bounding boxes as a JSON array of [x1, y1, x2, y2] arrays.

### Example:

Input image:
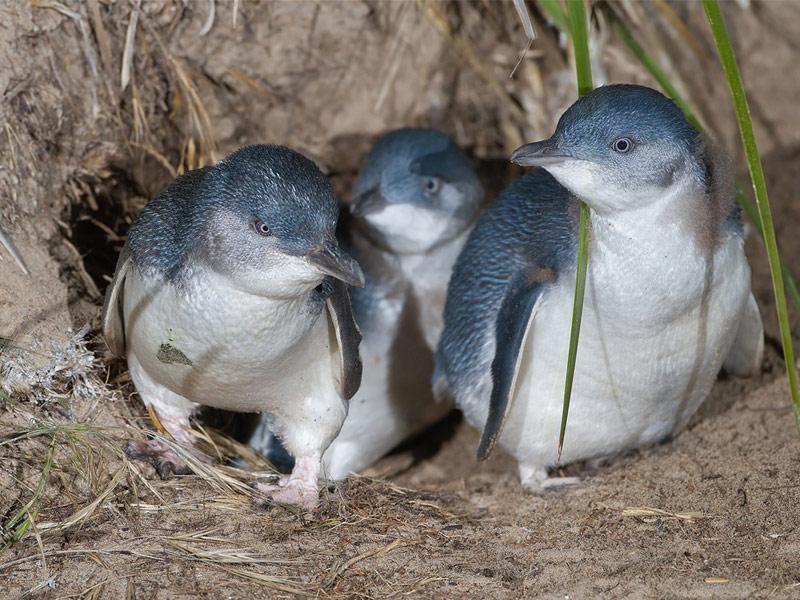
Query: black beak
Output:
[[307, 240, 365, 288], [349, 186, 386, 217], [511, 138, 571, 167]]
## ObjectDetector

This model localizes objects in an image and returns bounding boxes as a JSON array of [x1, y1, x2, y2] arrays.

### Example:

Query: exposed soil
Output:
[[1, 1, 799, 598]]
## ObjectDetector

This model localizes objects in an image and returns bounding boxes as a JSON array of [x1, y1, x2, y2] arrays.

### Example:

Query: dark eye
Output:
[[611, 137, 634, 154], [254, 220, 272, 236], [425, 178, 440, 193]]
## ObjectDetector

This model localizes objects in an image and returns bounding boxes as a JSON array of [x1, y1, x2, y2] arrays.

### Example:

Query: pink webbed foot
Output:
[[253, 455, 322, 510], [128, 411, 210, 478], [127, 439, 191, 478]]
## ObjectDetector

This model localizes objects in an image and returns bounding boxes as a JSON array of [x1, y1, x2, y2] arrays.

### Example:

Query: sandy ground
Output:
[[2, 349, 798, 598], [2, 1, 799, 598]]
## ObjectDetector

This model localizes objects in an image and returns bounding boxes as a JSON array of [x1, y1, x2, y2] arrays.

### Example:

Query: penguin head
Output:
[[512, 84, 702, 214], [350, 128, 482, 253], [192, 145, 364, 298]]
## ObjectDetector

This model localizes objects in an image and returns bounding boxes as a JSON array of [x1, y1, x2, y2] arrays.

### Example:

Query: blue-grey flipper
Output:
[[477, 268, 554, 461], [723, 292, 764, 377], [325, 278, 363, 401], [100, 241, 132, 358]]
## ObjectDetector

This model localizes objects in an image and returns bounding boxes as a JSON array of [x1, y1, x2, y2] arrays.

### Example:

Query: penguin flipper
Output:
[[723, 292, 764, 377], [100, 241, 132, 357], [326, 278, 364, 401], [477, 268, 554, 461]]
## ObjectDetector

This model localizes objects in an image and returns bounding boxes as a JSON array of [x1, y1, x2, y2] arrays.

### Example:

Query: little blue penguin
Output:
[[248, 128, 483, 479], [434, 84, 764, 490], [101, 144, 365, 510]]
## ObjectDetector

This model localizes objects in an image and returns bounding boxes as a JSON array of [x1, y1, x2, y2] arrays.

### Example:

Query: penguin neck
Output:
[[582, 171, 731, 322], [358, 204, 471, 256], [176, 256, 321, 310], [586, 169, 715, 258]]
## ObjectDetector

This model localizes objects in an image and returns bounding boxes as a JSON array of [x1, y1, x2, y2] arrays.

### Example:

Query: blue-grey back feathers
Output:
[[127, 166, 213, 279], [435, 169, 578, 398]]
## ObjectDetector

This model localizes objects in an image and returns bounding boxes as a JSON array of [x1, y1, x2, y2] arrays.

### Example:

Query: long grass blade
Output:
[[537, 0, 570, 35], [568, 1, 593, 97], [736, 187, 800, 312], [557, 0, 593, 459], [702, 0, 800, 432]]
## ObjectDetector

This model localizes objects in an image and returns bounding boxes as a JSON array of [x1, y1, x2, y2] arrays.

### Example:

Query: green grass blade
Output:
[[537, 0, 570, 35], [557, 0, 593, 459], [702, 0, 800, 432], [568, 0, 593, 98], [736, 186, 800, 312]]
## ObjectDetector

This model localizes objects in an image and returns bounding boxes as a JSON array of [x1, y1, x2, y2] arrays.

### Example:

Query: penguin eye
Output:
[[254, 220, 272, 236], [611, 137, 634, 154], [424, 177, 440, 194]]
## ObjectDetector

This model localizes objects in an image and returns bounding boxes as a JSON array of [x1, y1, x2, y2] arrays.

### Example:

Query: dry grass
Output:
[[0, 328, 474, 597], [0, 381, 477, 597]]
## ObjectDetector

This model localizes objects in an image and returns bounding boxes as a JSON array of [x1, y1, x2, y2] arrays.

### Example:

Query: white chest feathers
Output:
[[320, 229, 471, 479], [364, 199, 465, 255], [122, 263, 339, 415]]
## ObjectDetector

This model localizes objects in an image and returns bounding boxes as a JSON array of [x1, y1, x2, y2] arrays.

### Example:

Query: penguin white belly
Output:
[[322, 335, 395, 479], [123, 266, 341, 417], [473, 226, 752, 484], [322, 234, 467, 479]]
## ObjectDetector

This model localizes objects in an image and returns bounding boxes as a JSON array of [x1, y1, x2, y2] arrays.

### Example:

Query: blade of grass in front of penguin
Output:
[[610, 12, 800, 317], [736, 187, 800, 312], [556, 0, 593, 459], [702, 0, 800, 433]]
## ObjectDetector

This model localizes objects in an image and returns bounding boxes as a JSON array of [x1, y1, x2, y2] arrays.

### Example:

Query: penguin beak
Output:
[[511, 138, 571, 167], [307, 240, 365, 288], [349, 186, 386, 217]]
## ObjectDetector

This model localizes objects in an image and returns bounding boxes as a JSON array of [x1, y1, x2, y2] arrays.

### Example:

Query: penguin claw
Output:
[[126, 440, 191, 478]]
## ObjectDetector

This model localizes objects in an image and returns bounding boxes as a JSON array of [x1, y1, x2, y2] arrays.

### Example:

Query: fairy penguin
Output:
[[434, 84, 764, 490], [101, 144, 364, 509]]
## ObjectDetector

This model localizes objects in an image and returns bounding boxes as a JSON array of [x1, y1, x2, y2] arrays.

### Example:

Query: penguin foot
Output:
[[253, 481, 320, 511], [252, 454, 322, 510], [539, 475, 582, 489], [519, 463, 582, 492], [126, 439, 192, 478]]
